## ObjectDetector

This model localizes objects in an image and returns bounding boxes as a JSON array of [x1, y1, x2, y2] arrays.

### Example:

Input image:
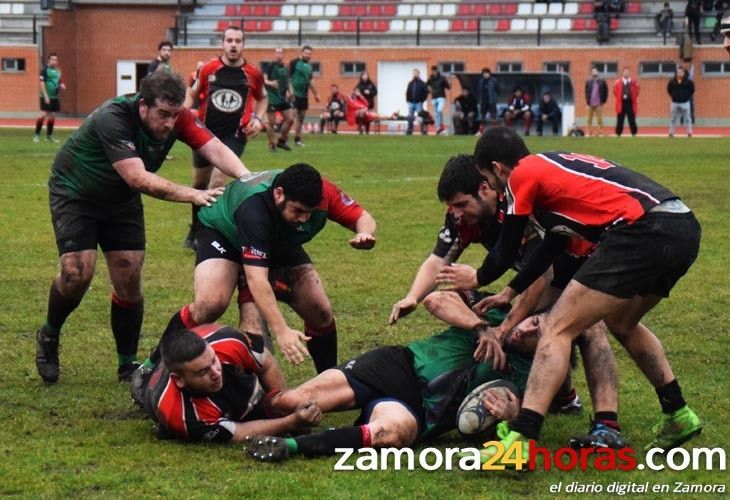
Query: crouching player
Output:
[[132, 324, 322, 442], [245, 310, 604, 462]]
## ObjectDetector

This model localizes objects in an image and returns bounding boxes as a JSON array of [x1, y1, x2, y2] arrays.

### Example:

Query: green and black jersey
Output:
[[265, 62, 290, 106], [289, 58, 313, 98], [49, 94, 213, 204], [40, 65, 62, 98]]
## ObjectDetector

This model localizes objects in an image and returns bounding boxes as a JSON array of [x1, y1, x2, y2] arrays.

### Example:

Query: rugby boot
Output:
[[117, 361, 142, 383], [549, 393, 584, 416], [245, 436, 291, 462], [645, 405, 703, 451], [569, 422, 627, 449], [36, 325, 60, 383]]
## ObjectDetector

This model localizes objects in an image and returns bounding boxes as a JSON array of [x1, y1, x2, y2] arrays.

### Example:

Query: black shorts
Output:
[[195, 227, 311, 269], [336, 346, 425, 431], [573, 211, 701, 299], [293, 96, 308, 111], [192, 133, 246, 168], [49, 189, 145, 254], [40, 98, 60, 113], [552, 253, 587, 290], [267, 101, 292, 113]]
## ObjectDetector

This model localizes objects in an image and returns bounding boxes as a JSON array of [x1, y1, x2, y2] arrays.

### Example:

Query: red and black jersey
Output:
[[507, 152, 677, 243], [143, 324, 267, 443], [196, 57, 265, 137]]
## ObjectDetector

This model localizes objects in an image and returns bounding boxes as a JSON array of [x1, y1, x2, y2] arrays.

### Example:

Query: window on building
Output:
[[639, 61, 677, 76], [438, 61, 465, 75], [311, 61, 321, 76], [341, 61, 365, 76], [591, 61, 618, 76], [1, 58, 26, 72], [497, 61, 522, 73], [544, 61, 570, 73], [702, 61, 730, 75]]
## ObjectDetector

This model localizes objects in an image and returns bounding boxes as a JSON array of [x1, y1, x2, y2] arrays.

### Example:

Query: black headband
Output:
[[721, 22, 730, 32]]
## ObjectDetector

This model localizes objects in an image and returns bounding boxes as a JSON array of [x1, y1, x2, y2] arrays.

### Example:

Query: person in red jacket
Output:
[[613, 67, 639, 136]]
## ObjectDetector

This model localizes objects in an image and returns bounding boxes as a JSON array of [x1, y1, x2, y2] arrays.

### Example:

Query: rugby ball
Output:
[[456, 379, 519, 436]]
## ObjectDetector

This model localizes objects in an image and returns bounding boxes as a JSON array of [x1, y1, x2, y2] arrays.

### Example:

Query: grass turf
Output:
[[0, 129, 728, 498]]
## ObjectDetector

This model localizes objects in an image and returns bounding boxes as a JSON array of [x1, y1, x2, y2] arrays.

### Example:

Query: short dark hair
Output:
[[274, 163, 323, 208], [302, 45, 313, 52], [161, 329, 207, 373], [474, 126, 530, 172], [138, 71, 186, 107], [437, 155, 483, 202], [431, 65, 438, 71], [158, 40, 173, 51], [481, 67, 491, 74], [48, 53, 58, 60]]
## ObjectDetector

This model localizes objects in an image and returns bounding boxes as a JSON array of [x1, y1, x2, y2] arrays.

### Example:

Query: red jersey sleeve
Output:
[[320, 179, 364, 228], [174, 107, 214, 150], [249, 65, 265, 101], [506, 159, 540, 217]]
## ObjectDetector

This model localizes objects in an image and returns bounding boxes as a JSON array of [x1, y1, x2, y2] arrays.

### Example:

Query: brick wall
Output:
[[0, 46, 40, 113]]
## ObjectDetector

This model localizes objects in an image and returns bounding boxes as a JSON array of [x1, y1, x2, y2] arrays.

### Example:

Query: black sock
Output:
[[320, 118, 326, 132], [306, 329, 337, 373], [47, 118, 55, 136], [594, 411, 620, 431], [510, 408, 544, 441], [46, 282, 83, 334], [35, 118, 44, 135], [294, 426, 365, 457], [656, 379, 686, 414], [294, 135, 301, 142], [111, 295, 143, 366]]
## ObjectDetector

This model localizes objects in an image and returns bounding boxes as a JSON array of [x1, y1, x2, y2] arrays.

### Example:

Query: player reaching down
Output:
[[163, 164, 376, 373]]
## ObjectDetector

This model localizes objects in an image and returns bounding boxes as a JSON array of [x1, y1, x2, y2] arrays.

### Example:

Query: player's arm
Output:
[[195, 136, 250, 179], [348, 211, 377, 249], [389, 253, 447, 324], [257, 345, 286, 393], [476, 214, 529, 286], [39, 70, 49, 102], [229, 402, 322, 443], [243, 264, 311, 365], [309, 80, 320, 102], [183, 77, 200, 110], [112, 158, 223, 206]]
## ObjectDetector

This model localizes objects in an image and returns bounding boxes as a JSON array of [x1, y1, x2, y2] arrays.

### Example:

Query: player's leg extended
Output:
[[604, 294, 702, 450], [272, 368, 357, 414], [287, 264, 337, 373], [37, 250, 97, 383], [105, 249, 145, 380]]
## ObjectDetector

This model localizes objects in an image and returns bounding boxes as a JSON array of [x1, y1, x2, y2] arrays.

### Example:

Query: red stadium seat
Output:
[[465, 19, 478, 31], [374, 20, 389, 31], [610, 18, 619, 30], [578, 2, 594, 14], [224, 4, 237, 16], [361, 20, 374, 31], [244, 20, 257, 31], [265, 5, 281, 17], [340, 5, 353, 16], [368, 4, 382, 16], [457, 4, 471, 15], [259, 20, 272, 31], [473, 4, 487, 16], [503, 3, 517, 15], [451, 19, 464, 31], [344, 20, 357, 31], [587, 18, 597, 30], [383, 4, 396, 16], [489, 4, 502, 15], [216, 20, 227, 32], [496, 19, 510, 31], [626, 2, 641, 14], [332, 20, 344, 32], [354, 4, 367, 16], [572, 18, 585, 30], [252, 5, 265, 16], [239, 4, 251, 16]]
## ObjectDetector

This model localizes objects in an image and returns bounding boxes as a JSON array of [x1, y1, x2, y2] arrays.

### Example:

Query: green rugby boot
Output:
[[645, 405, 703, 451]]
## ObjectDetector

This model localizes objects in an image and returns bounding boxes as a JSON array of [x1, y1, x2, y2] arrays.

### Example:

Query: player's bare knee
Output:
[[58, 259, 94, 294], [192, 297, 228, 323], [369, 420, 415, 448]]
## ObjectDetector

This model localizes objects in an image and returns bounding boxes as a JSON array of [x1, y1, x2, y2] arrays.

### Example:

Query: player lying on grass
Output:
[[390, 154, 623, 448], [245, 309, 606, 462], [132, 324, 322, 442]]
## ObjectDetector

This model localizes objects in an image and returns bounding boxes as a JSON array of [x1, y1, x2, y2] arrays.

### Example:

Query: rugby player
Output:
[[182, 25, 267, 250], [472, 126, 702, 462], [245, 310, 610, 462], [391, 155, 624, 448], [35, 71, 249, 384], [133, 324, 322, 442], [164, 164, 376, 373]]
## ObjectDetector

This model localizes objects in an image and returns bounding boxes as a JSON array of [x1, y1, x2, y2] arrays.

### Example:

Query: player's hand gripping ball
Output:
[[456, 379, 519, 436]]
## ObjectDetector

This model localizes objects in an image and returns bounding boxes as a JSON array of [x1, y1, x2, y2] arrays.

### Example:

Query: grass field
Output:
[[1, 128, 728, 499]]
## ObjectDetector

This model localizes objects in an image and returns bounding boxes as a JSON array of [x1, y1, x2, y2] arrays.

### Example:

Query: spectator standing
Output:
[[667, 67, 695, 137], [536, 93, 562, 136], [476, 67, 499, 133], [584, 67, 608, 136], [613, 67, 639, 136], [147, 41, 173, 74], [355, 71, 378, 134], [405, 69, 428, 135], [685, 0, 703, 44], [656, 3, 674, 37], [426, 65, 451, 135], [452, 87, 478, 135]]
